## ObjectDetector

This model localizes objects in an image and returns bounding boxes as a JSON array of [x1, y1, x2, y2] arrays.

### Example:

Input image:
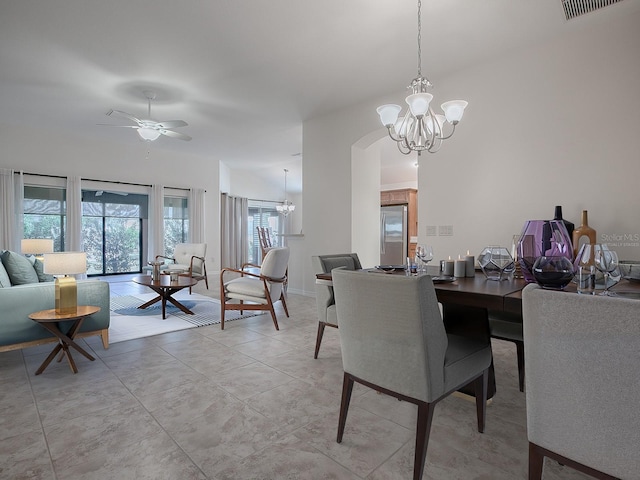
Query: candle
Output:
[[443, 257, 455, 276], [465, 250, 475, 277], [454, 258, 466, 278]]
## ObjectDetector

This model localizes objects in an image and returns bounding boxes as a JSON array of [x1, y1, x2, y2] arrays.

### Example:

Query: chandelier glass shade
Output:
[[377, 0, 467, 155], [276, 169, 295, 217]]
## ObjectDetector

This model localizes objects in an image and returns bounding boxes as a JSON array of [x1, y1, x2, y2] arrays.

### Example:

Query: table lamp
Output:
[[43, 252, 87, 314], [21, 238, 54, 261]]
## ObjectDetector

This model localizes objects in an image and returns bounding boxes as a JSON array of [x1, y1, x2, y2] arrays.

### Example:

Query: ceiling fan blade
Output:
[[160, 129, 192, 141], [107, 109, 142, 125], [155, 120, 188, 129], [96, 123, 139, 128]]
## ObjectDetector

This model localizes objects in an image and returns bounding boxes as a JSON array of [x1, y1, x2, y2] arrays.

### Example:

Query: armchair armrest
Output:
[[189, 255, 206, 271], [155, 255, 176, 264], [241, 262, 262, 270]]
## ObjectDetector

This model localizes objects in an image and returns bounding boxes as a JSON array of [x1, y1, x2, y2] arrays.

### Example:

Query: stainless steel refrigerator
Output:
[[380, 205, 408, 265]]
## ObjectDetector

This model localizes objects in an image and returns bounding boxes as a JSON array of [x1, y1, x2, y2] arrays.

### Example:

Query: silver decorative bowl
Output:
[[619, 261, 640, 282]]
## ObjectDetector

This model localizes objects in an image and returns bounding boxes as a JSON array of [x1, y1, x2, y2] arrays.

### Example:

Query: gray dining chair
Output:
[[311, 253, 361, 359], [488, 310, 524, 391], [332, 269, 491, 480], [522, 283, 640, 480]]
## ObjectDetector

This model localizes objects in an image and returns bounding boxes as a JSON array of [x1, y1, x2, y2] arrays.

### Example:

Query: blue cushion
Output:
[[0, 256, 11, 288], [0, 250, 39, 285], [32, 258, 54, 282]]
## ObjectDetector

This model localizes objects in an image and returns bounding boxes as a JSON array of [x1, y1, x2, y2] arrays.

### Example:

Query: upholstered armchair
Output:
[[220, 247, 289, 331], [332, 269, 491, 480], [311, 253, 361, 359], [156, 243, 208, 294], [522, 284, 640, 480]]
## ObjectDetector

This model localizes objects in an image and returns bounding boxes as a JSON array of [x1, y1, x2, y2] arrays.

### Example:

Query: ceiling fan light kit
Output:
[[102, 90, 192, 142]]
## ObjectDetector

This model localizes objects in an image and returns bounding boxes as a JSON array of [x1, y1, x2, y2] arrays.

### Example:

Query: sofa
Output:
[[0, 250, 110, 352]]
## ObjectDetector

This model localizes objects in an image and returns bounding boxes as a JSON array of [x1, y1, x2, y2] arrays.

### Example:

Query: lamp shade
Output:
[[43, 252, 87, 275], [21, 238, 54, 255], [406, 93, 433, 117], [441, 100, 468, 124], [137, 127, 161, 141], [376, 104, 402, 127]]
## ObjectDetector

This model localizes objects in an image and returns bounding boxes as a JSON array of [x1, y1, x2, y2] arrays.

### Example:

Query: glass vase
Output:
[[532, 256, 575, 290], [517, 220, 573, 283]]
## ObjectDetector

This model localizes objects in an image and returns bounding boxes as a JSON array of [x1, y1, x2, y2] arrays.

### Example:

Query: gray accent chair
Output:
[[220, 247, 289, 330], [311, 253, 361, 358], [332, 269, 491, 480], [488, 310, 525, 391], [522, 283, 640, 480]]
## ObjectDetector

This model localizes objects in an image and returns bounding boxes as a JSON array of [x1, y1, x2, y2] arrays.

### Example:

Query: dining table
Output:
[[315, 266, 640, 399]]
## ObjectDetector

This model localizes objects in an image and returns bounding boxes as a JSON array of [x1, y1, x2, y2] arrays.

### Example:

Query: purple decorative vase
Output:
[[517, 220, 574, 283]]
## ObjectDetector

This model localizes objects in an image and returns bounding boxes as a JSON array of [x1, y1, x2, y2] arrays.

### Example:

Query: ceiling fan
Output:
[[100, 90, 192, 142]]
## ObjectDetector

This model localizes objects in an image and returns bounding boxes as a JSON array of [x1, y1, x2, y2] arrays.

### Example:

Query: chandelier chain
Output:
[[417, 0, 422, 77]]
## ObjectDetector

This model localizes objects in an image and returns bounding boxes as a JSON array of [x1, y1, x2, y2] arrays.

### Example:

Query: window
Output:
[[248, 200, 281, 264], [23, 186, 66, 251], [82, 190, 146, 275], [164, 196, 189, 256]]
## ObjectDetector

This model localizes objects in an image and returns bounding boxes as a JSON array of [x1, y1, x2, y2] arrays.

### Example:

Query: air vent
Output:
[[562, 0, 625, 20]]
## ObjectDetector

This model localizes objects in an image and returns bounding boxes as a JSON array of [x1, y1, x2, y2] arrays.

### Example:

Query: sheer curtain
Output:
[[65, 176, 83, 252], [65, 176, 86, 279], [189, 188, 206, 243], [148, 184, 165, 260], [0, 168, 23, 251], [220, 193, 248, 269]]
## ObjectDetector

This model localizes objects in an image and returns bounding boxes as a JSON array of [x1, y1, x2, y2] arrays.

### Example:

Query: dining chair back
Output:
[[522, 283, 640, 480], [311, 253, 361, 358], [332, 269, 491, 480]]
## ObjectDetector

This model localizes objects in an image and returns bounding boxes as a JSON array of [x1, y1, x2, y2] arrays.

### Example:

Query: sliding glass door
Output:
[[82, 191, 146, 275]]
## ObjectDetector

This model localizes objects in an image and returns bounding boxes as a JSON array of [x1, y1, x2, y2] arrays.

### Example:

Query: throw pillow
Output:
[[0, 250, 39, 285], [32, 258, 55, 282], [0, 255, 11, 287]]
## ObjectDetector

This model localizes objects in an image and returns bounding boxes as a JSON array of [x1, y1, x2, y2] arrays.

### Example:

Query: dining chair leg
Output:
[[516, 340, 525, 392], [337, 373, 355, 443], [474, 369, 488, 433], [220, 303, 226, 330], [314, 322, 326, 359], [528, 443, 544, 480], [414, 402, 436, 480]]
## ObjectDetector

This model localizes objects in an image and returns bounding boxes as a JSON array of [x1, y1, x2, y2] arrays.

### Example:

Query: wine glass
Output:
[[594, 245, 618, 296], [416, 245, 434, 274]]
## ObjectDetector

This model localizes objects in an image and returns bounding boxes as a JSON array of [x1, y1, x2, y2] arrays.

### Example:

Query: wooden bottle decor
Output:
[[572, 210, 597, 258]]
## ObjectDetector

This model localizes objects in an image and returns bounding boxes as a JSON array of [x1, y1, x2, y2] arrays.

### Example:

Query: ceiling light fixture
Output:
[[276, 169, 295, 217], [137, 127, 162, 141], [376, 0, 468, 155]]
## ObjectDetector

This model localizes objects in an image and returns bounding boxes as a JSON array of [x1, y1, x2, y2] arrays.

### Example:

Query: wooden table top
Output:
[[132, 275, 197, 288], [29, 305, 101, 322], [315, 268, 640, 315]]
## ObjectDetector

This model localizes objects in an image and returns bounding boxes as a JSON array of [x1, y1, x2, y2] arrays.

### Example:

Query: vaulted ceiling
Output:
[[1, 0, 638, 191]]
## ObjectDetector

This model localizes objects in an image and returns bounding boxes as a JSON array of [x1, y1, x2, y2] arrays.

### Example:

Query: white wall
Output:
[[418, 10, 640, 263], [299, 10, 640, 295], [1, 123, 222, 270]]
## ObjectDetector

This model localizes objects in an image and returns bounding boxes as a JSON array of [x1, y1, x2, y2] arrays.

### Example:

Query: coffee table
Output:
[[132, 275, 197, 319], [29, 305, 100, 375]]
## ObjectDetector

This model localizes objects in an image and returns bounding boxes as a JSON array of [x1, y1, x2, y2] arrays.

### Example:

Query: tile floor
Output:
[[0, 276, 592, 479]]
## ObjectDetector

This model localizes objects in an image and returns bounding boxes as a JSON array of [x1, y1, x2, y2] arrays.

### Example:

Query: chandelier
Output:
[[276, 169, 295, 217], [376, 0, 467, 155]]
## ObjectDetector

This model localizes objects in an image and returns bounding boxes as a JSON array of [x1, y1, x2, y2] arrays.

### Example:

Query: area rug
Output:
[[108, 292, 266, 344]]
